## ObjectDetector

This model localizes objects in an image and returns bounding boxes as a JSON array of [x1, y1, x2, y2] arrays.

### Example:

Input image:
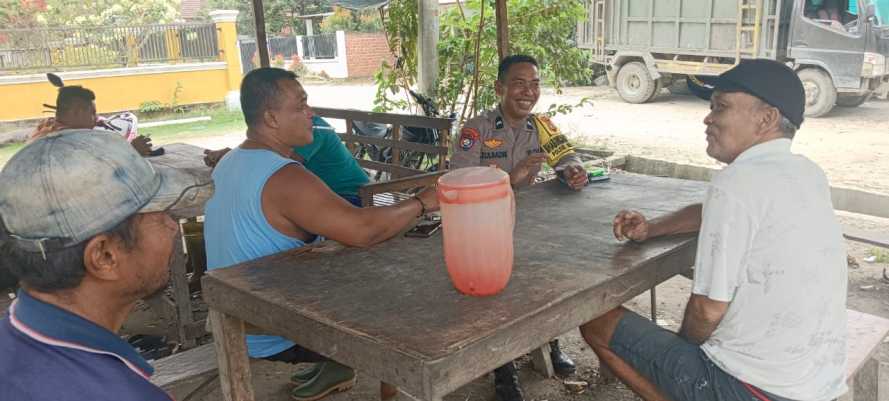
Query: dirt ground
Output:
[[165, 84, 889, 401], [122, 207, 879, 401], [183, 82, 889, 195], [546, 86, 889, 196], [3, 83, 887, 401]]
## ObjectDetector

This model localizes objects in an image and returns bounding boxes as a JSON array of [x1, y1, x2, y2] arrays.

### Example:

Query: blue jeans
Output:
[[610, 311, 795, 401]]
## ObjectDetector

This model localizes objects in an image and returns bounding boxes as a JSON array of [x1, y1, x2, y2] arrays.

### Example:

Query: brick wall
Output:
[[345, 32, 395, 78]]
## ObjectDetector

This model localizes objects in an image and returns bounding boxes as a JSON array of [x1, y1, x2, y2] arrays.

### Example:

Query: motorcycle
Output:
[[351, 90, 454, 181]]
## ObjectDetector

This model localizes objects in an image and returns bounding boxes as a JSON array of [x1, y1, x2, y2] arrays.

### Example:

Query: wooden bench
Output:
[[840, 309, 889, 401], [151, 343, 220, 401], [312, 107, 453, 207], [678, 265, 889, 401], [843, 226, 889, 249], [840, 225, 889, 400]]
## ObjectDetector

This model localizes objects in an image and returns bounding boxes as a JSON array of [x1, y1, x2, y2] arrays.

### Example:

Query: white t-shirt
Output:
[[694, 138, 847, 400]]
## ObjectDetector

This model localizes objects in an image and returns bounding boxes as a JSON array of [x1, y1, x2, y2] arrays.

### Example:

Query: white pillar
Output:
[[209, 9, 239, 23], [296, 35, 305, 59], [209, 10, 242, 111], [336, 30, 348, 77], [306, 19, 314, 36], [336, 30, 346, 61]]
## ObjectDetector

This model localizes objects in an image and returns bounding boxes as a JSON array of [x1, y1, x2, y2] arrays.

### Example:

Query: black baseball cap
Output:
[[698, 59, 805, 128]]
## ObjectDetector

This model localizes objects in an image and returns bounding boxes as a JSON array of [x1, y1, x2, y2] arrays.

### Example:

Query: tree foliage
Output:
[[319, 6, 382, 33], [203, 0, 329, 37], [1, 0, 179, 28], [374, 0, 593, 124]]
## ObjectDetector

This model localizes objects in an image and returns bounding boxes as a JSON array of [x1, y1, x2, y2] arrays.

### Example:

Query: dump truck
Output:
[[577, 0, 889, 117]]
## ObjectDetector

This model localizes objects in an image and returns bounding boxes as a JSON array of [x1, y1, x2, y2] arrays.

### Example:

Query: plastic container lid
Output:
[[438, 166, 509, 189], [438, 167, 511, 204]]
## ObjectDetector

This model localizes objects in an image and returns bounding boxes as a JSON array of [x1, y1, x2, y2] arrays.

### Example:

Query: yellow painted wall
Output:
[[0, 67, 230, 122], [0, 14, 242, 122]]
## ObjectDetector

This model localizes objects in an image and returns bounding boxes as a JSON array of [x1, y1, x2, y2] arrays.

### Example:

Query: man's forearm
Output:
[[679, 313, 719, 345], [357, 201, 422, 247], [647, 204, 702, 239], [552, 153, 583, 170], [679, 294, 727, 345]]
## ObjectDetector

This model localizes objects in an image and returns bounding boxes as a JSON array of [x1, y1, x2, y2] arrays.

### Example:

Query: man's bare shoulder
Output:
[[265, 163, 317, 193]]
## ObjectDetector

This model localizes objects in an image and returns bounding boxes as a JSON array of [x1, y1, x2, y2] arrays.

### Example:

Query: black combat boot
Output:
[[493, 361, 525, 401], [549, 339, 576, 376]]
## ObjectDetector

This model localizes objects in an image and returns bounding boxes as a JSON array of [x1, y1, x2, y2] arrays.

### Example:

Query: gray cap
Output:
[[0, 129, 198, 254]]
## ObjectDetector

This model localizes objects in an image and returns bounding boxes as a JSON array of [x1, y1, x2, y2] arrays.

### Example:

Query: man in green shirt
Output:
[[204, 116, 370, 206]]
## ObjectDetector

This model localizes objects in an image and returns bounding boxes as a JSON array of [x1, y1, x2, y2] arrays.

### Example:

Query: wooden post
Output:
[[417, 0, 439, 96], [251, 0, 270, 68], [495, 0, 509, 60], [170, 225, 196, 348], [530, 343, 555, 378], [209, 310, 255, 401]]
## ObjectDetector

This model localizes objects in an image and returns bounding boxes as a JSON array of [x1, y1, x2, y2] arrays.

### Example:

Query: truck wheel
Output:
[[836, 94, 869, 107], [646, 79, 664, 102], [616, 62, 658, 104], [797, 68, 837, 117]]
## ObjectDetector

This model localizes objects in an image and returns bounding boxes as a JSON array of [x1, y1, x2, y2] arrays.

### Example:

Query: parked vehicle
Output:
[[352, 90, 453, 181], [578, 0, 889, 117]]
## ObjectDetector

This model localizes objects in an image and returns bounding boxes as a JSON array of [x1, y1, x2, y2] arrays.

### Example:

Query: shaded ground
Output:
[[2, 82, 887, 400], [181, 82, 889, 195], [168, 210, 887, 401]]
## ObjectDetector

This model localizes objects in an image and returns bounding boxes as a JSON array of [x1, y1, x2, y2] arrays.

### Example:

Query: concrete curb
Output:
[[604, 153, 889, 220]]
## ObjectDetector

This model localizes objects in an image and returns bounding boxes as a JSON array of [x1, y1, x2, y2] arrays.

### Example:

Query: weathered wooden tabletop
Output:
[[145, 143, 214, 218], [202, 172, 708, 401]]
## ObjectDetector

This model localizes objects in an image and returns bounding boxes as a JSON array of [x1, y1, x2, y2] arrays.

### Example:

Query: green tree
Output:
[[0, 0, 43, 29], [203, 0, 329, 37], [319, 6, 382, 33], [1, 0, 178, 28], [374, 0, 592, 124]]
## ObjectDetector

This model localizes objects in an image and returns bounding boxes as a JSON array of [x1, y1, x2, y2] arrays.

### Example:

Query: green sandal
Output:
[[290, 362, 356, 401]]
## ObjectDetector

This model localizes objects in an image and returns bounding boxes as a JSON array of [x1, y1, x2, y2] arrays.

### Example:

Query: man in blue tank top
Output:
[[203, 115, 369, 207], [204, 67, 439, 401]]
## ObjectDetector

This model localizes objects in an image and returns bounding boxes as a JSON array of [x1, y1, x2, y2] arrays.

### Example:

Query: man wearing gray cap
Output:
[[0, 130, 203, 401], [580, 59, 848, 401]]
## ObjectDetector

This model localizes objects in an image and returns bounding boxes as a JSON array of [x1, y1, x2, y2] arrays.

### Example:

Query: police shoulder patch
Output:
[[459, 127, 480, 151], [538, 115, 559, 132]]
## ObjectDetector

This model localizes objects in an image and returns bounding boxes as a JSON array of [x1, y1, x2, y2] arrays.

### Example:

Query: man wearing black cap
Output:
[[579, 59, 848, 401]]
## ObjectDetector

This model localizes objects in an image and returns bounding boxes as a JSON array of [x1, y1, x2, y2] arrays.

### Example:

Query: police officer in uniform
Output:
[[451, 54, 588, 401]]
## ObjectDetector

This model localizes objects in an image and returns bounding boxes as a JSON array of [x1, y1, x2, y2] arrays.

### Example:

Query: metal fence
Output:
[[303, 33, 337, 60], [0, 23, 219, 73], [239, 36, 301, 74]]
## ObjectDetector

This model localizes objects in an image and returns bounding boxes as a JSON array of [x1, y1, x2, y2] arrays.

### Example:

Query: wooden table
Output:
[[202, 172, 707, 401], [143, 143, 214, 348], [147, 143, 214, 218]]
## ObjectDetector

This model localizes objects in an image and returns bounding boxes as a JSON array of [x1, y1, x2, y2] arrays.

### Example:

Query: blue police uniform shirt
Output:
[[0, 289, 171, 401]]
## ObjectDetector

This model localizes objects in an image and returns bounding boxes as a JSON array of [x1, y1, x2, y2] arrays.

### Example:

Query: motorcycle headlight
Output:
[[862, 52, 887, 77]]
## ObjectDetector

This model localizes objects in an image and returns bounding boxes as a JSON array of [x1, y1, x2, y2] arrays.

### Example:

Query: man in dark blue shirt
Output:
[[0, 129, 204, 401]]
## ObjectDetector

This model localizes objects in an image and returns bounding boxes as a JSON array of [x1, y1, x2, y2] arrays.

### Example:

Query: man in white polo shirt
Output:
[[580, 59, 847, 401]]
